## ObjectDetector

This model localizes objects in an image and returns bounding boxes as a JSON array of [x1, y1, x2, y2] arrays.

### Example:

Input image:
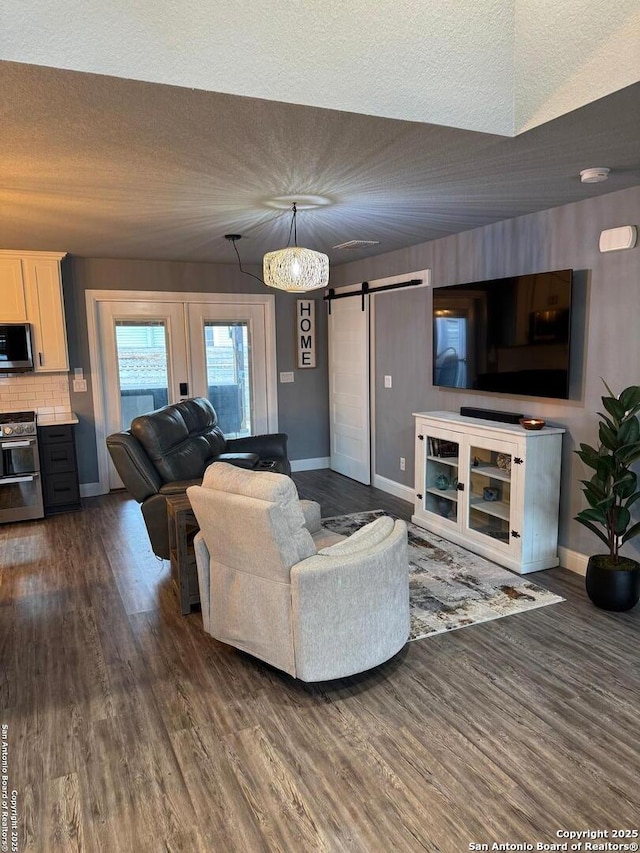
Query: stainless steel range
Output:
[[0, 411, 44, 522]]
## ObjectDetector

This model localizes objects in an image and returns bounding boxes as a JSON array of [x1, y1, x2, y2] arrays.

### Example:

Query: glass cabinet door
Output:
[[466, 442, 515, 545], [422, 432, 460, 523]]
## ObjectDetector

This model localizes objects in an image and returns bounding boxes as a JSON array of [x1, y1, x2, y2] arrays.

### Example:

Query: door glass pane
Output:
[[115, 320, 170, 429], [203, 322, 251, 437], [467, 445, 512, 543], [434, 316, 467, 388], [424, 435, 459, 523]]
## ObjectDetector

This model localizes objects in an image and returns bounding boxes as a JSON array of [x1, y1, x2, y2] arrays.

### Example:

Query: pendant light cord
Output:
[[287, 202, 297, 248], [227, 236, 266, 286], [226, 202, 305, 287]]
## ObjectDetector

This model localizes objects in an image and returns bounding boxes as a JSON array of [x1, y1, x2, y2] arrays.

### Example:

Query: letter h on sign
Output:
[[297, 300, 316, 368]]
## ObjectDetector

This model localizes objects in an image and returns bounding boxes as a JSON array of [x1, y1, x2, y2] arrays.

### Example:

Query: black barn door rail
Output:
[[324, 279, 423, 312]]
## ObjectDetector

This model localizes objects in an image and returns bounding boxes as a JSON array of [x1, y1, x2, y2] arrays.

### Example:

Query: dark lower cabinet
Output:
[[39, 424, 81, 514]]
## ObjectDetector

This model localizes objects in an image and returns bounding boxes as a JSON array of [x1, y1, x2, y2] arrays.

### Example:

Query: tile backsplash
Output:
[[0, 372, 72, 415]]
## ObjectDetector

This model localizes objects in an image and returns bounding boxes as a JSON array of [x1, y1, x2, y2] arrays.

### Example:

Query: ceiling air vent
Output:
[[332, 240, 380, 250]]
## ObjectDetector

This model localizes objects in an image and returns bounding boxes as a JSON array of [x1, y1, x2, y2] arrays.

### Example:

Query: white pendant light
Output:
[[262, 203, 329, 292]]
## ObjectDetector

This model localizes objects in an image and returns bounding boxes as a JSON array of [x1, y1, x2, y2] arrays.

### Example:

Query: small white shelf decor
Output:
[[412, 411, 565, 574]]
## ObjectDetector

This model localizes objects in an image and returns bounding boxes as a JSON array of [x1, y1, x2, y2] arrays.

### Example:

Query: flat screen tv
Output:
[[433, 269, 572, 400]]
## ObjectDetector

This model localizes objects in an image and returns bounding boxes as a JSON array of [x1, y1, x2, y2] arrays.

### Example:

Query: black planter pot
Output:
[[585, 555, 640, 612]]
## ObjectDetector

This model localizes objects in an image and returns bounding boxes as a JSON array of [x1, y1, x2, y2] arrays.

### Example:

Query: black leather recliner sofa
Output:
[[106, 397, 290, 559]]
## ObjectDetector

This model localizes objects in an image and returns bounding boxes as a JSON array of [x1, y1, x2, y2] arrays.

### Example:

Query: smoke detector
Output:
[[580, 167, 610, 184], [332, 240, 380, 250]]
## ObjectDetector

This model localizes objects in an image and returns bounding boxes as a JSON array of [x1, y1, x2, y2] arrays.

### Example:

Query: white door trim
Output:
[[86, 289, 278, 495]]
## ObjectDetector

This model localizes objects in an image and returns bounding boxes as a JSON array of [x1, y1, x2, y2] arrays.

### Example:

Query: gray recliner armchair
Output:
[[106, 397, 290, 559], [187, 462, 410, 682]]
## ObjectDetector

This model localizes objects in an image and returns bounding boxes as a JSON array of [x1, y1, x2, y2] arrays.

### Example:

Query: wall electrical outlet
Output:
[[400, 457, 406, 471], [72, 378, 87, 393], [384, 375, 392, 388]]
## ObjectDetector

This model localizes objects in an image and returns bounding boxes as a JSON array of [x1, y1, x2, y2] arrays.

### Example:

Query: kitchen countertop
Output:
[[37, 411, 79, 427]]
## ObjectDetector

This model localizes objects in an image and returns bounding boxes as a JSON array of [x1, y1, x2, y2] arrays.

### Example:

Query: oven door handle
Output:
[[0, 439, 36, 449], [0, 473, 39, 484]]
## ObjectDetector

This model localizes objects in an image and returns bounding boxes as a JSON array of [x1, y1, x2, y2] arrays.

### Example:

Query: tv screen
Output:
[[433, 269, 572, 400]]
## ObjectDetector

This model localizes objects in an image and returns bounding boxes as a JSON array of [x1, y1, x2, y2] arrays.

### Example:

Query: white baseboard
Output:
[[79, 482, 104, 498], [372, 474, 415, 504], [290, 457, 331, 472], [558, 545, 589, 576]]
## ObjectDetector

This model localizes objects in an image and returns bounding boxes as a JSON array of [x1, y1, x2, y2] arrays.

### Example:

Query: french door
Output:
[[91, 293, 276, 492]]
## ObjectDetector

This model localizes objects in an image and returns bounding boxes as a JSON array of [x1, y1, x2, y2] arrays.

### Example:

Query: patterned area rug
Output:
[[321, 510, 564, 641]]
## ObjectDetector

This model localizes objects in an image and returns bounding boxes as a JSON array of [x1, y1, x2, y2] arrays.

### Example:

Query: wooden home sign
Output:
[[296, 300, 316, 368]]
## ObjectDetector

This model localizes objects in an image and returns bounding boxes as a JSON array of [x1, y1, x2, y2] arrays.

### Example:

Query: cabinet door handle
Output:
[[511, 530, 520, 538], [39, 352, 44, 366], [416, 493, 423, 500], [514, 457, 523, 465], [418, 434, 424, 441], [456, 482, 464, 491]]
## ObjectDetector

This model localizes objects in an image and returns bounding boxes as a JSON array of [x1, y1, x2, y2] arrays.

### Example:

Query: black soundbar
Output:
[[460, 406, 524, 424]]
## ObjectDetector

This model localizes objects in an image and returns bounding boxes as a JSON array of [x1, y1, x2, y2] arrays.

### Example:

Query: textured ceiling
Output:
[[0, 61, 639, 266], [2, 1, 639, 135]]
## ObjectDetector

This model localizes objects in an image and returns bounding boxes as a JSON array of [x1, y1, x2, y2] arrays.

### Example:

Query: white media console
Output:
[[412, 411, 565, 574]]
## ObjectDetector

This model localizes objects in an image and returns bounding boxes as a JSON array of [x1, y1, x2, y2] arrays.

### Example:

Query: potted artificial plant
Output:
[[575, 381, 640, 611]]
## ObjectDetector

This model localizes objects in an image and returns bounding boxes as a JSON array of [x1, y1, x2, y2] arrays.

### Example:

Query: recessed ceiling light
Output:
[[264, 194, 332, 210], [580, 167, 610, 183]]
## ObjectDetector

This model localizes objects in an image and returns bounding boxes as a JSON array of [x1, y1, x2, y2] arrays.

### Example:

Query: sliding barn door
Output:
[[328, 287, 370, 484]]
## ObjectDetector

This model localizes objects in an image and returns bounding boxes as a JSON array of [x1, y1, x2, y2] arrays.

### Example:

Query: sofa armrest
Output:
[[226, 433, 288, 459], [214, 452, 260, 469], [300, 499, 322, 534], [106, 431, 162, 502], [290, 520, 410, 681], [158, 478, 203, 495]]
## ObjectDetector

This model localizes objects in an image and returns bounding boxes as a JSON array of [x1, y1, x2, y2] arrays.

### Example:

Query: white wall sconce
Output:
[[599, 225, 638, 253]]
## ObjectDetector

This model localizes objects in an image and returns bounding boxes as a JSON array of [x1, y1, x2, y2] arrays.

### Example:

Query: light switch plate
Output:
[[280, 372, 294, 383], [384, 375, 392, 388], [72, 378, 87, 393]]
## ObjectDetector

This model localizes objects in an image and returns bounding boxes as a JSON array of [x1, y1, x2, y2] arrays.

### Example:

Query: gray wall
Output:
[[331, 185, 640, 561], [62, 257, 329, 483]]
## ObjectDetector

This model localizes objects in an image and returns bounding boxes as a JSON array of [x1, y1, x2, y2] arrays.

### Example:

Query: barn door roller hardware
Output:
[[324, 279, 423, 312]]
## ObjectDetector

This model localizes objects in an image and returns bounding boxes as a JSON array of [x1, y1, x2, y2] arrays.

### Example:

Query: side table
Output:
[[165, 493, 201, 614]]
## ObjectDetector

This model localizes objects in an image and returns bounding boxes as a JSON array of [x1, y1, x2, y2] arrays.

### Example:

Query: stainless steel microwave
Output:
[[0, 323, 34, 372]]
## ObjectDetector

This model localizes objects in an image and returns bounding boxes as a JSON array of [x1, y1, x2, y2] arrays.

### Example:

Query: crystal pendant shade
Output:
[[263, 246, 329, 293]]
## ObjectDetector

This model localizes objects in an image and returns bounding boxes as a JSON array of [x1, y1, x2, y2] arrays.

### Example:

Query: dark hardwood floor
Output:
[[0, 470, 638, 852]]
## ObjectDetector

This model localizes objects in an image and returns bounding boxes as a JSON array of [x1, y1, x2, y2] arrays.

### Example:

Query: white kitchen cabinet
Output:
[[0, 257, 27, 322], [0, 251, 68, 372], [412, 411, 564, 574]]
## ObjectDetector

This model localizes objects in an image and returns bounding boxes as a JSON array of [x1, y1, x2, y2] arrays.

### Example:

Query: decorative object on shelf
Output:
[[496, 453, 511, 473], [263, 203, 329, 292], [482, 487, 500, 502], [575, 381, 640, 611], [437, 498, 452, 518], [435, 473, 450, 490], [428, 437, 458, 458], [520, 418, 546, 430]]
